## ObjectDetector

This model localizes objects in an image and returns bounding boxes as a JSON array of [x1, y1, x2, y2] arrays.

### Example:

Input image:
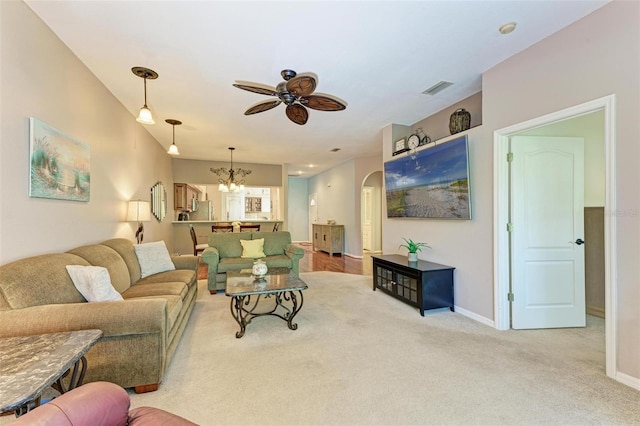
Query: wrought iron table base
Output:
[[14, 355, 88, 416], [230, 290, 304, 338]]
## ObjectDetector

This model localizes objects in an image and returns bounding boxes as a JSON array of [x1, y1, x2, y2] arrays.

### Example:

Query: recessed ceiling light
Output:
[[309, 164, 315, 168], [499, 22, 517, 35]]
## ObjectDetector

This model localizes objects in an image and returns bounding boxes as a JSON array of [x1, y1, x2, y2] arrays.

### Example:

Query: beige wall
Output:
[[412, 91, 483, 142], [0, 1, 174, 263], [172, 158, 282, 187], [484, 0, 639, 380], [383, 0, 639, 381]]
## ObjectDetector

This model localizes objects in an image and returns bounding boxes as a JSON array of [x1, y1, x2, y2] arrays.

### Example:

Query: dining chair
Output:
[[190, 225, 208, 256], [272, 222, 280, 232], [211, 225, 234, 233], [239, 224, 260, 232]]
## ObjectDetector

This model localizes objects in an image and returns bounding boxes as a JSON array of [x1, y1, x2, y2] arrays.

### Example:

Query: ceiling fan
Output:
[[233, 69, 347, 125]]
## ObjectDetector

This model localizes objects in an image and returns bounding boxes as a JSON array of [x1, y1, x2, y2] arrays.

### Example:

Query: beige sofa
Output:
[[202, 231, 304, 293], [0, 238, 197, 393]]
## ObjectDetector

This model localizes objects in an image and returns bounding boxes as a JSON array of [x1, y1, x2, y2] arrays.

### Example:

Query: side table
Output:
[[0, 329, 102, 416]]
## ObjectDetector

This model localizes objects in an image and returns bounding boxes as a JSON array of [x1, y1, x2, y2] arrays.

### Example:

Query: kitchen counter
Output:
[[172, 220, 284, 255]]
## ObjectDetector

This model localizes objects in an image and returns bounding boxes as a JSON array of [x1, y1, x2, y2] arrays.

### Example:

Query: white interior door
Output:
[[511, 136, 585, 329], [362, 186, 373, 251], [225, 193, 243, 221]]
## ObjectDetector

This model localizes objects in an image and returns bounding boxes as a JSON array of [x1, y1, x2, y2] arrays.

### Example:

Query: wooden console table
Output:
[[312, 224, 344, 256], [372, 255, 455, 316]]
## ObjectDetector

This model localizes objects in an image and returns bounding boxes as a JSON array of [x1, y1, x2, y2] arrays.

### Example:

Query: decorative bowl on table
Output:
[[252, 259, 268, 277]]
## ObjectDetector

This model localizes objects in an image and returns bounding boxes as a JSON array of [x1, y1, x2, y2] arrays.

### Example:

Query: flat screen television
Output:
[[384, 135, 471, 219]]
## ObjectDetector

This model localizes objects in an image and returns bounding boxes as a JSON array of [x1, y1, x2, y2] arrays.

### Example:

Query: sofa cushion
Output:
[[208, 233, 246, 258], [135, 269, 196, 288], [240, 238, 266, 258], [252, 231, 291, 256], [101, 238, 143, 284], [122, 282, 189, 301], [66, 265, 124, 302], [262, 254, 293, 269], [67, 244, 132, 293], [0, 253, 89, 309], [217, 255, 292, 273], [218, 257, 254, 272], [134, 241, 176, 278]]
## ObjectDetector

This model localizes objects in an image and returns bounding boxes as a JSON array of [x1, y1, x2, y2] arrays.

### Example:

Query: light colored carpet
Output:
[[127, 272, 639, 425], [3, 272, 638, 425]]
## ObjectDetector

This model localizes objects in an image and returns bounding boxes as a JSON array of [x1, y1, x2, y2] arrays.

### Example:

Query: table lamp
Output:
[[127, 200, 151, 244]]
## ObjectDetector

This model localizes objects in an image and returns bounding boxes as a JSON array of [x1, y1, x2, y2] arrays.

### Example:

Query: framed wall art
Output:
[[384, 135, 471, 219], [29, 117, 90, 202]]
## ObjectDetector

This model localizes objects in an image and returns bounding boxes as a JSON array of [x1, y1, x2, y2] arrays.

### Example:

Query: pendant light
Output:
[[166, 119, 181, 155], [131, 66, 158, 125]]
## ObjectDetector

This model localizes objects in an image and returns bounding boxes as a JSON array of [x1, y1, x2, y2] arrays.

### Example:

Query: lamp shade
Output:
[[136, 106, 155, 124], [127, 200, 151, 222], [167, 144, 180, 155]]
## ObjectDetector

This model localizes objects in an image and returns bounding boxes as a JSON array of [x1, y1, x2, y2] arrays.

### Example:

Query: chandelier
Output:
[[210, 147, 251, 192]]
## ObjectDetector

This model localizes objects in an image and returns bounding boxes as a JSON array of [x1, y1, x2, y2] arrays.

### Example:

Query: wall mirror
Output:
[[150, 181, 167, 222]]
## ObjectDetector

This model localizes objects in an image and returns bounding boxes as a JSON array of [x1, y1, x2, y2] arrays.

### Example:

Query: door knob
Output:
[[574, 238, 585, 245]]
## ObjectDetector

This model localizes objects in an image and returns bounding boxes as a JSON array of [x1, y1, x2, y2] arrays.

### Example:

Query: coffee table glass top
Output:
[[225, 268, 308, 296]]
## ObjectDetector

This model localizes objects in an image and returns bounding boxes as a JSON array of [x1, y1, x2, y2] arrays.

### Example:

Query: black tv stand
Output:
[[372, 255, 455, 316]]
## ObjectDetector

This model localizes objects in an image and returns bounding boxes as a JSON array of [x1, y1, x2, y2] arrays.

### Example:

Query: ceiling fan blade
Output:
[[245, 100, 282, 115], [302, 94, 347, 111], [233, 82, 278, 96], [286, 74, 317, 97], [285, 104, 309, 125]]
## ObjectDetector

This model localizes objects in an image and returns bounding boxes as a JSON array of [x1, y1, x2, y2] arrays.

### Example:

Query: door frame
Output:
[[493, 95, 617, 378]]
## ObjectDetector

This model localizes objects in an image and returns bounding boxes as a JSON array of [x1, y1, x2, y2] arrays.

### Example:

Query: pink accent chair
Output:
[[10, 381, 197, 425]]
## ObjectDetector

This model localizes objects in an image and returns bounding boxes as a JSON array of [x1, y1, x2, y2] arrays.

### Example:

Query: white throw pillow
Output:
[[133, 240, 176, 278], [66, 265, 124, 302]]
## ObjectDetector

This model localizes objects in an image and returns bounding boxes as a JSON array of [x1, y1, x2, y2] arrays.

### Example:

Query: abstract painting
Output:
[[29, 117, 90, 201]]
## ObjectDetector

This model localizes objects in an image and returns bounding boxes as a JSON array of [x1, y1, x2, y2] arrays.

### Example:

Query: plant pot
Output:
[[407, 252, 418, 262]]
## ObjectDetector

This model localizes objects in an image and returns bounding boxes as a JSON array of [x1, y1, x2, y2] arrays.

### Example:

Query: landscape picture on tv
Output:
[[384, 135, 471, 219]]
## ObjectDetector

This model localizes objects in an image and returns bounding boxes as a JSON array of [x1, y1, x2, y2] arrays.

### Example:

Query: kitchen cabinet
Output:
[[245, 197, 262, 213], [312, 224, 344, 256], [174, 183, 201, 211]]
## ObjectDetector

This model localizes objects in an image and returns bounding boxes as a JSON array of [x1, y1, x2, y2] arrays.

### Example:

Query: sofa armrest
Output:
[[285, 243, 305, 276], [201, 247, 220, 268], [171, 255, 198, 272], [10, 382, 130, 426], [286, 243, 305, 258], [0, 298, 167, 339]]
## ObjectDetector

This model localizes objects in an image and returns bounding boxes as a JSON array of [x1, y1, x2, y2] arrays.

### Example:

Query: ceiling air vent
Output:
[[422, 81, 453, 96], [330, 148, 341, 152]]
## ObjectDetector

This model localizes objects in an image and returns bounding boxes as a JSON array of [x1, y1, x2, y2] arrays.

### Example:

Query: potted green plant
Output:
[[399, 238, 430, 262]]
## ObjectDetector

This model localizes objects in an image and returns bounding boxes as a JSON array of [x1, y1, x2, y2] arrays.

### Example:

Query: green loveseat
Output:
[[0, 238, 197, 393], [201, 231, 304, 293]]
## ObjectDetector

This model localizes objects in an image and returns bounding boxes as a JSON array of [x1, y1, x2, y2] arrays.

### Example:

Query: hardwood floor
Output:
[[297, 242, 373, 275], [197, 243, 374, 279]]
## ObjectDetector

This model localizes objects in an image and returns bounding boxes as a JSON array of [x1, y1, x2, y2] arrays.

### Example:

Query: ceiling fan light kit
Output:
[[131, 66, 158, 125], [233, 69, 346, 125]]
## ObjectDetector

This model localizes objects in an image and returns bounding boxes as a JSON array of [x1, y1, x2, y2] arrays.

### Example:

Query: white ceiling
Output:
[[25, 0, 608, 176]]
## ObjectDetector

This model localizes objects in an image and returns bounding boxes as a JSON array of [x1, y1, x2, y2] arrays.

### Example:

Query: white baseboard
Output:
[[615, 371, 640, 390], [454, 305, 495, 328]]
